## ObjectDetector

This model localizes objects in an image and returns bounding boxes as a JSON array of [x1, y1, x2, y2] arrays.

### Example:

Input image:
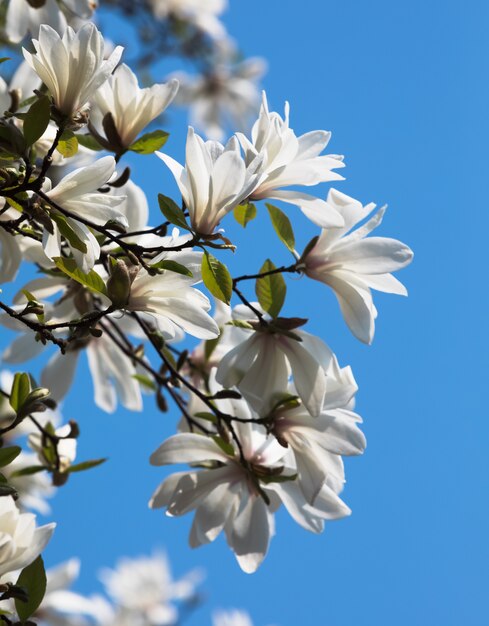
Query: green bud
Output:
[[107, 259, 131, 308]]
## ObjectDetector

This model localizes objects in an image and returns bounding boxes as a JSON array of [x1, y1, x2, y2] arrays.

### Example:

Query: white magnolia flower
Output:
[[149, 0, 227, 39], [237, 92, 345, 228], [90, 64, 179, 149], [0, 495, 55, 578], [157, 127, 262, 234], [23, 23, 123, 117], [150, 411, 349, 572], [127, 266, 219, 340], [174, 57, 266, 141], [213, 610, 254, 626], [150, 418, 285, 574], [99, 552, 202, 625], [273, 398, 366, 504], [215, 305, 346, 417], [43, 156, 127, 272], [301, 189, 414, 343]]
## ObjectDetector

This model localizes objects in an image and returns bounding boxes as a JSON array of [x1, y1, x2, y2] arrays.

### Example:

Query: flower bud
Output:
[[107, 259, 131, 308]]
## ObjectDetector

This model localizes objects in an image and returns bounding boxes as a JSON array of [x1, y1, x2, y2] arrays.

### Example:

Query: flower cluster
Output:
[[0, 0, 413, 619]]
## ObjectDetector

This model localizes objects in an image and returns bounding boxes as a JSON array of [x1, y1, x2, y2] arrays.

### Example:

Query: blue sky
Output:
[[2, 1, 488, 625]]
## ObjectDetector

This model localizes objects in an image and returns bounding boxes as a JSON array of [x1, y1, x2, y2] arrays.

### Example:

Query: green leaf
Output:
[[225, 319, 253, 330], [56, 130, 78, 158], [75, 133, 103, 151], [0, 483, 18, 497], [212, 436, 235, 457], [266, 203, 295, 252], [0, 58, 11, 65], [157, 194, 190, 230], [10, 465, 46, 478], [67, 458, 107, 473], [201, 252, 232, 305], [53, 257, 107, 296], [15, 556, 47, 622], [129, 130, 169, 154], [0, 446, 21, 468], [23, 96, 51, 146], [260, 472, 298, 484], [233, 202, 257, 228], [204, 336, 220, 360], [150, 259, 192, 277], [51, 213, 87, 254], [193, 412, 217, 423], [132, 374, 157, 391], [9, 373, 31, 413], [255, 259, 286, 318]]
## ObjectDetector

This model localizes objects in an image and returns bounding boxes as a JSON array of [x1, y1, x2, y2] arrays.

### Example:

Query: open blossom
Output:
[[157, 127, 262, 234], [174, 56, 266, 141], [215, 305, 350, 417], [237, 92, 345, 228], [0, 495, 55, 578], [23, 23, 123, 117], [301, 189, 413, 343], [43, 156, 127, 272], [90, 64, 179, 149], [99, 552, 202, 625]]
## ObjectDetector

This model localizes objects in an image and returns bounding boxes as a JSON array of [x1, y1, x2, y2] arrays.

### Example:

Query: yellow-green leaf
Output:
[[233, 202, 257, 227], [53, 257, 107, 296], [56, 130, 78, 158], [129, 130, 169, 154], [255, 259, 286, 318], [201, 252, 232, 305], [266, 203, 295, 252]]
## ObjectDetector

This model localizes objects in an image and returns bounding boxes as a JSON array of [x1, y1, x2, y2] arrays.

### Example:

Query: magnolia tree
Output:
[[0, 0, 412, 624]]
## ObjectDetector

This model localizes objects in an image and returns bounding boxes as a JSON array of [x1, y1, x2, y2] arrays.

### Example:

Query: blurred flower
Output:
[[3, 451, 55, 514], [99, 552, 203, 625], [301, 189, 413, 343], [213, 610, 254, 626], [149, 0, 227, 39], [174, 57, 266, 141]]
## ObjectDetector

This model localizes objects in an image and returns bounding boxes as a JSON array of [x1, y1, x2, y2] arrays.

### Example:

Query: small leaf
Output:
[[51, 213, 87, 254], [56, 130, 78, 158], [201, 252, 232, 305], [260, 472, 298, 484], [266, 203, 295, 252], [53, 257, 107, 296], [255, 259, 286, 318], [212, 436, 235, 457], [67, 458, 107, 473], [10, 465, 46, 478], [15, 556, 47, 621], [9, 373, 31, 413], [23, 96, 51, 146], [132, 374, 157, 391], [225, 319, 253, 330], [157, 194, 189, 230], [193, 412, 217, 423], [0, 446, 21, 468], [204, 336, 220, 360], [129, 130, 169, 154], [75, 133, 103, 151], [150, 259, 192, 277], [0, 57, 11, 65], [0, 483, 18, 497], [233, 202, 257, 228]]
